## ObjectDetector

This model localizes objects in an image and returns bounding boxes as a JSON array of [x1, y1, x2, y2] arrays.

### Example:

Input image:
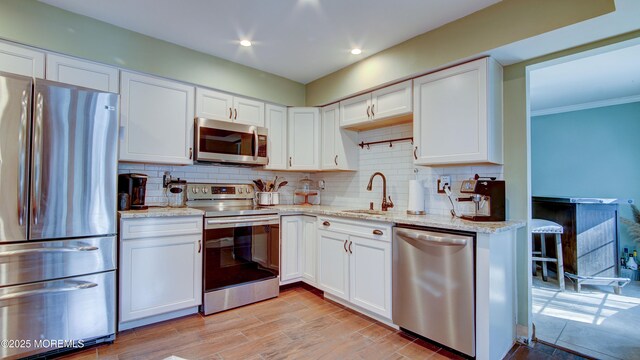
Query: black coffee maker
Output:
[[118, 174, 148, 210], [456, 174, 505, 221]]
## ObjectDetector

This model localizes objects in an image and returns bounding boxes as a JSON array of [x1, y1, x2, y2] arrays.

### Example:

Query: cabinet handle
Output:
[[371, 104, 375, 117], [344, 240, 348, 253], [413, 146, 418, 160], [334, 155, 338, 166], [234, 108, 238, 120], [189, 147, 193, 160], [323, 221, 330, 226], [348, 241, 353, 254], [289, 156, 292, 167], [198, 240, 202, 253], [366, 105, 371, 118], [373, 229, 383, 236], [229, 108, 233, 119]]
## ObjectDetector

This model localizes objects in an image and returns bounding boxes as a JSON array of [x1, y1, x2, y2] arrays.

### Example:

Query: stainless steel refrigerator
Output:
[[0, 72, 118, 359]]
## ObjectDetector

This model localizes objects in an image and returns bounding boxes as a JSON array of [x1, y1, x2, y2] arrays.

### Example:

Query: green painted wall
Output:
[[305, 0, 615, 106], [0, 0, 305, 106], [531, 102, 640, 252]]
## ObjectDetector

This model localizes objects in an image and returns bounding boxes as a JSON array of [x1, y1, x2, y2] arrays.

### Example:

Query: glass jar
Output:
[[294, 177, 319, 206], [167, 180, 187, 207]]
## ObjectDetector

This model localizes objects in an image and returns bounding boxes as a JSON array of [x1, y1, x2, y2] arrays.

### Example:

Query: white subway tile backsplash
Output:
[[312, 123, 503, 215]]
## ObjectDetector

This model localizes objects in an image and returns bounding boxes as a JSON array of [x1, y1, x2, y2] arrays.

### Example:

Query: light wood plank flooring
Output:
[[55, 285, 465, 360]]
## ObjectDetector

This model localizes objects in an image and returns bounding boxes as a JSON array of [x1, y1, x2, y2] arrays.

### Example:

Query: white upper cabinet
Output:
[[0, 40, 45, 78], [288, 107, 320, 171], [120, 71, 195, 165], [233, 97, 265, 127], [196, 87, 265, 126], [340, 80, 412, 130], [195, 88, 233, 121], [321, 103, 358, 171], [413, 57, 503, 166], [46, 54, 119, 92], [371, 80, 412, 121], [265, 104, 288, 170], [339, 93, 371, 128]]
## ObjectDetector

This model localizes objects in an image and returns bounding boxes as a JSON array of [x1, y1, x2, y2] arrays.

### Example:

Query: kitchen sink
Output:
[[341, 209, 388, 215]]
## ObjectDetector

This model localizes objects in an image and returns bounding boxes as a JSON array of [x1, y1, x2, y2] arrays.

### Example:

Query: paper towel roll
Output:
[[407, 180, 425, 214]]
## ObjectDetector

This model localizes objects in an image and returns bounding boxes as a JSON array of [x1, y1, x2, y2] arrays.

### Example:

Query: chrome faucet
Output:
[[366, 172, 394, 211]]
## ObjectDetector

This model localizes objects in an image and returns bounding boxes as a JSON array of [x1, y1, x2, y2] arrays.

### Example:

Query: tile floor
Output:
[[532, 274, 640, 360], [55, 285, 468, 360]]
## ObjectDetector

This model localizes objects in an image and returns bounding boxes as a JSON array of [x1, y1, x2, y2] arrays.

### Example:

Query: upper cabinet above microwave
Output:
[[340, 80, 412, 130], [196, 87, 265, 127], [413, 57, 503, 166]]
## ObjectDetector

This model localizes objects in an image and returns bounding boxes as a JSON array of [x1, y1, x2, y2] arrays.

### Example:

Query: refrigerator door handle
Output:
[[32, 92, 44, 225], [0, 281, 98, 301], [18, 88, 29, 226], [0, 246, 99, 257]]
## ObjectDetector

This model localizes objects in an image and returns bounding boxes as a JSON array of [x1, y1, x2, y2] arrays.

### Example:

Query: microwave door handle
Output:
[[253, 128, 259, 158]]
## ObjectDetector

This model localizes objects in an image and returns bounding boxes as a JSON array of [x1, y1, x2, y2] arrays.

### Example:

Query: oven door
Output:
[[195, 118, 268, 165], [203, 215, 279, 293]]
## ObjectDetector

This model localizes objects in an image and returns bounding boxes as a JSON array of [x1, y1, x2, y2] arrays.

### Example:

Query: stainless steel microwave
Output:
[[194, 118, 268, 166]]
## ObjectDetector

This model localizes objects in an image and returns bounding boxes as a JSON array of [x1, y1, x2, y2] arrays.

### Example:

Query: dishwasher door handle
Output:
[[395, 229, 467, 246]]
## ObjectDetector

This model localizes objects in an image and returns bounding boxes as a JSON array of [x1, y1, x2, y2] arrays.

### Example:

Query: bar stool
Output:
[[531, 219, 565, 291]]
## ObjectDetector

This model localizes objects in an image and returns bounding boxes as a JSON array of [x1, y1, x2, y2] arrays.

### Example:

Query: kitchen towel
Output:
[[407, 180, 425, 213]]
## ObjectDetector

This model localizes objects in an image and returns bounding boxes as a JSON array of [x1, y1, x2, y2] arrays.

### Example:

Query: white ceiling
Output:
[[530, 42, 640, 115], [39, 0, 500, 84]]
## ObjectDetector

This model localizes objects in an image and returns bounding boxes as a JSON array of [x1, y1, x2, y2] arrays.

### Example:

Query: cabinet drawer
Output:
[[121, 216, 203, 240], [317, 216, 391, 242]]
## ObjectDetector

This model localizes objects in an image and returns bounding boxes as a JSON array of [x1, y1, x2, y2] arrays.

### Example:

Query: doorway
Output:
[[526, 39, 640, 359]]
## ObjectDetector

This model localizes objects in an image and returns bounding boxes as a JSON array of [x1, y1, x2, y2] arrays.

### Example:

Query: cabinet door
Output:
[[371, 80, 411, 121], [265, 104, 288, 170], [46, 54, 118, 92], [120, 233, 202, 322], [234, 96, 265, 127], [195, 87, 233, 121], [0, 41, 45, 78], [280, 216, 303, 283], [321, 104, 338, 170], [349, 235, 392, 319], [413, 58, 502, 165], [339, 93, 371, 128], [317, 230, 349, 301], [120, 71, 194, 164], [301, 216, 317, 285], [288, 107, 320, 170]]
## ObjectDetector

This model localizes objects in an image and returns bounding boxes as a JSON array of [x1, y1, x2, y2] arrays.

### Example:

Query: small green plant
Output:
[[621, 204, 640, 244]]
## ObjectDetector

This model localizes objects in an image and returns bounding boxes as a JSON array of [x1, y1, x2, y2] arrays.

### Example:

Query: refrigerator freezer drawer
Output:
[[0, 236, 116, 287], [0, 271, 116, 359]]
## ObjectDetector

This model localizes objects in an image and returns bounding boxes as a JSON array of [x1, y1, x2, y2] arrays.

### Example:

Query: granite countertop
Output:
[[271, 205, 525, 234], [118, 206, 205, 218], [117, 204, 524, 233]]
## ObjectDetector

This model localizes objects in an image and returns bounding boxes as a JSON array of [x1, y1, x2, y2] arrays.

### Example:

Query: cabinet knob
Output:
[[373, 229, 383, 236], [323, 221, 330, 226], [289, 157, 292, 167], [344, 239, 348, 253], [229, 108, 233, 119], [413, 146, 418, 160], [371, 104, 375, 117], [348, 241, 353, 254], [198, 240, 202, 253], [189, 147, 193, 160], [334, 155, 338, 166], [234, 108, 238, 120], [366, 105, 371, 118]]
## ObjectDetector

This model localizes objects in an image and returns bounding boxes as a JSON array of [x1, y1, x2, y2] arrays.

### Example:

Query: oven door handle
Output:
[[205, 216, 279, 229]]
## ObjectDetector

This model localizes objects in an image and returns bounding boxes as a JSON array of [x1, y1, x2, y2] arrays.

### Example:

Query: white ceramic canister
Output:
[[257, 192, 273, 206]]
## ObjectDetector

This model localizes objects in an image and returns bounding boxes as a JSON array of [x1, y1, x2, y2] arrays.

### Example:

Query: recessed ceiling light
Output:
[[351, 48, 362, 55], [240, 40, 252, 47]]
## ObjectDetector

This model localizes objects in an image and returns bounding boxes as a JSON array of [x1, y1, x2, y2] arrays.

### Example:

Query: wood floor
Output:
[[55, 285, 465, 360]]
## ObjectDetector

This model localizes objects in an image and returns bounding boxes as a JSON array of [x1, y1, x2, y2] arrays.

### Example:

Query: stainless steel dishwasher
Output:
[[393, 226, 475, 357]]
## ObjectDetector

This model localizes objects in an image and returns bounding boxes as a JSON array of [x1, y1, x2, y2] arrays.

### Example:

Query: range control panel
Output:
[[186, 183, 254, 200]]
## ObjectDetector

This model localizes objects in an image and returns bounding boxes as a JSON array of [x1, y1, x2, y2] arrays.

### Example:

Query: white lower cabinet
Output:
[[317, 217, 392, 320], [280, 215, 317, 285], [119, 216, 203, 329]]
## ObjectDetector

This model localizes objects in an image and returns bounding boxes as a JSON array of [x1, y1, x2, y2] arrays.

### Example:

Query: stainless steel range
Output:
[[186, 183, 280, 315]]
